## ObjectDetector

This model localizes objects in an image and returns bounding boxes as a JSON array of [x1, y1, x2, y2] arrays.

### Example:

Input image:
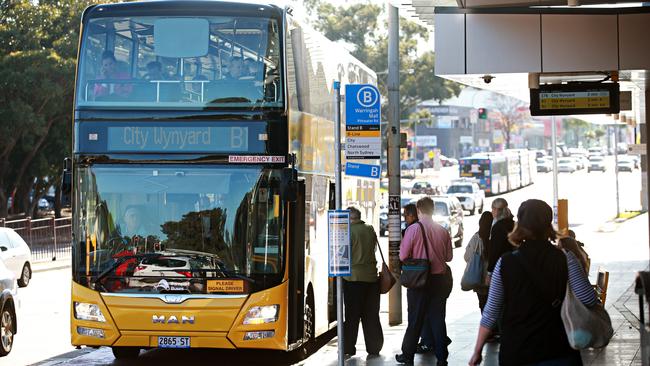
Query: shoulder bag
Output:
[[400, 222, 431, 289], [461, 238, 484, 291], [376, 239, 396, 294], [516, 250, 613, 350], [561, 283, 613, 349]]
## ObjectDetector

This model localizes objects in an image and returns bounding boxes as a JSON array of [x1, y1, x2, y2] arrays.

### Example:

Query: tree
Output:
[[490, 93, 529, 149], [301, 0, 461, 119], [0, 0, 102, 218]]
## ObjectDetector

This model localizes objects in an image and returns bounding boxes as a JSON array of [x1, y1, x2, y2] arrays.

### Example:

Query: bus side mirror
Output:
[[280, 167, 298, 202], [61, 157, 72, 206]]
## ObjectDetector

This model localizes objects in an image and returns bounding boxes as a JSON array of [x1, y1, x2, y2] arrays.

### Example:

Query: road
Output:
[[5, 157, 648, 365]]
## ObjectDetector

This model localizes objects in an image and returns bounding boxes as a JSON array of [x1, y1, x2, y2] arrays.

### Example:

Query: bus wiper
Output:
[[93, 253, 162, 292], [207, 97, 251, 103]]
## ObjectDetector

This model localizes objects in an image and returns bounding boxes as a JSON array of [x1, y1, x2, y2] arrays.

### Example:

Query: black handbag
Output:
[[400, 222, 431, 289]]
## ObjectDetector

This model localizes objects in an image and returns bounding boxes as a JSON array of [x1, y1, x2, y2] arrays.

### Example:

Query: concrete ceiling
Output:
[[399, 1, 646, 25]]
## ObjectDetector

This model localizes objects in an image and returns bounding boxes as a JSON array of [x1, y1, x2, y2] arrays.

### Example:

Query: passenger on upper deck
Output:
[[93, 51, 132, 99], [144, 61, 166, 81], [224, 57, 245, 80]]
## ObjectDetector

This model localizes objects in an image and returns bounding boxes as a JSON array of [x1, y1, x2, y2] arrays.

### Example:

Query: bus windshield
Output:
[[76, 15, 283, 109], [74, 165, 284, 294]]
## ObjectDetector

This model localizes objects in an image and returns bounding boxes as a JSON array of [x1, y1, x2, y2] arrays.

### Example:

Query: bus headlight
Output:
[[243, 305, 279, 325], [74, 302, 106, 322]]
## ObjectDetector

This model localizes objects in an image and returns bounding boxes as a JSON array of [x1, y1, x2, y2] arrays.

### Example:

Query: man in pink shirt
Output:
[[396, 196, 453, 366]]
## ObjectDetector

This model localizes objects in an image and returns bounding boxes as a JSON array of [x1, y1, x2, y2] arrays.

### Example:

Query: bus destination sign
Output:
[[530, 83, 620, 116], [107, 126, 250, 152]]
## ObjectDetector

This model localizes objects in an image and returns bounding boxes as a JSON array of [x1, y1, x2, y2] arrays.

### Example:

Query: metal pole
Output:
[[413, 119, 418, 177], [614, 123, 621, 218], [387, 3, 402, 326], [333, 81, 344, 366], [551, 116, 559, 224]]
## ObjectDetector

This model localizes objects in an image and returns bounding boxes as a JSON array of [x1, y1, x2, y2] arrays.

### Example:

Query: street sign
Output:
[[328, 210, 351, 277], [345, 162, 381, 179], [345, 84, 381, 159], [414, 135, 437, 147], [629, 143, 647, 155]]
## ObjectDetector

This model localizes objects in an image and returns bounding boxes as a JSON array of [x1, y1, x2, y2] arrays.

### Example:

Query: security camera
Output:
[[482, 75, 494, 84]]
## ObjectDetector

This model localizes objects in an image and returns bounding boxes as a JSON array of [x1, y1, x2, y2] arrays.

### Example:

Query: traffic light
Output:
[[478, 108, 488, 119]]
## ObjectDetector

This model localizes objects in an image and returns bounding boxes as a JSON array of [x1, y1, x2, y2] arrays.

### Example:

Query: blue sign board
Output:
[[345, 84, 381, 126], [345, 162, 381, 179], [345, 84, 381, 160], [328, 210, 351, 277]]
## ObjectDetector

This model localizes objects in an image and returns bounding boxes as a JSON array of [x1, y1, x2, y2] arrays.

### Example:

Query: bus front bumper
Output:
[[70, 281, 289, 351]]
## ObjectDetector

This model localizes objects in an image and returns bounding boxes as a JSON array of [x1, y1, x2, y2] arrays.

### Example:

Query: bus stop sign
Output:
[[345, 84, 381, 160]]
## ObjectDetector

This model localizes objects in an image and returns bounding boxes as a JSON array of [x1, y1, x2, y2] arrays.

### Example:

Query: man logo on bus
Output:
[[357, 86, 378, 108]]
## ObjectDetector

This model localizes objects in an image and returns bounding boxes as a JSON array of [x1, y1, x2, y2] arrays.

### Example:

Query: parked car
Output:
[[588, 146, 605, 156], [0, 259, 17, 357], [587, 156, 607, 172], [379, 209, 388, 237], [439, 155, 458, 167], [536, 158, 553, 173], [431, 196, 464, 248], [133, 256, 193, 278], [400, 159, 424, 171], [617, 157, 635, 172], [570, 156, 585, 170], [0, 228, 32, 287], [411, 181, 436, 195], [557, 158, 577, 173], [446, 180, 485, 215]]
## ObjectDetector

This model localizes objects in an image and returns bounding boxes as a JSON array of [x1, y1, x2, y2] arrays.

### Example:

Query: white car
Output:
[[0, 228, 32, 287], [557, 158, 577, 173], [133, 256, 192, 278], [446, 181, 485, 215], [0, 259, 17, 357]]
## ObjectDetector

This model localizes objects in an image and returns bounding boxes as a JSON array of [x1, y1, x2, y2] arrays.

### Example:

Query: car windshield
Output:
[[433, 201, 449, 216], [447, 185, 472, 194], [559, 159, 572, 164], [76, 15, 282, 109], [74, 164, 284, 294], [590, 157, 603, 162]]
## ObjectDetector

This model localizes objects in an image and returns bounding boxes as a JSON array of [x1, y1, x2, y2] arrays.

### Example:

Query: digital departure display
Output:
[[530, 83, 619, 116]]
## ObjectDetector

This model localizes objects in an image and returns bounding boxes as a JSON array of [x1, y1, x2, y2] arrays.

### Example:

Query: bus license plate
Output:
[[157, 336, 190, 349]]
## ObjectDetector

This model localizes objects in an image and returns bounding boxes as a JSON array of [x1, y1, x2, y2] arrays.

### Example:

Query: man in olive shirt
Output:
[[343, 206, 383, 357]]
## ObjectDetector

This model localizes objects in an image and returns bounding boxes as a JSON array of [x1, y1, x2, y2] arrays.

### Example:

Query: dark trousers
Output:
[[477, 292, 488, 313], [343, 280, 383, 355], [401, 273, 451, 362]]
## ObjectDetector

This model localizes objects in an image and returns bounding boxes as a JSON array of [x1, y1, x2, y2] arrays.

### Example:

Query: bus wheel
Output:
[[111, 347, 140, 360], [303, 292, 315, 344]]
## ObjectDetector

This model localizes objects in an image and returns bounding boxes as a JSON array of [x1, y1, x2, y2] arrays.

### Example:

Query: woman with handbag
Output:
[[342, 206, 383, 357], [463, 211, 494, 312], [396, 197, 453, 366], [468, 199, 598, 366]]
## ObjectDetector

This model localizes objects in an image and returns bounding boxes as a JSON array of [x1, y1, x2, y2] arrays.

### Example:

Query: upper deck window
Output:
[[76, 15, 283, 109]]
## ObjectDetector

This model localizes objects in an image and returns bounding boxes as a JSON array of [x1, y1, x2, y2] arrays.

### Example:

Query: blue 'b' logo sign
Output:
[[357, 86, 379, 108]]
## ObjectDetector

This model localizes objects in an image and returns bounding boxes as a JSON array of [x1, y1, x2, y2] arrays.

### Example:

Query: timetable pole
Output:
[[551, 115, 559, 224], [387, 3, 402, 325], [333, 81, 344, 366]]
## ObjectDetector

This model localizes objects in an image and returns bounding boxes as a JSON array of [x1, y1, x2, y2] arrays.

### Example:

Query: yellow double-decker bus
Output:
[[67, 0, 378, 359]]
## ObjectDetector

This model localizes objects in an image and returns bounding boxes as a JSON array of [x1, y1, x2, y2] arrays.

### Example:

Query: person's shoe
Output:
[[415, 344, 433, 354], [344, 351, 356, 359], [395, 354, 414, 365]]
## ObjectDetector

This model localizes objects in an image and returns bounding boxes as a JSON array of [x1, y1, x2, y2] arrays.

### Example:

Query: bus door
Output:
[[288, 179, 306, 344]]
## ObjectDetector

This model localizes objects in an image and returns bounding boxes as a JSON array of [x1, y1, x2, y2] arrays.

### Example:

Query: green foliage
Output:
[[0, 0, 103, 217], [302, 0, 461, 119]]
